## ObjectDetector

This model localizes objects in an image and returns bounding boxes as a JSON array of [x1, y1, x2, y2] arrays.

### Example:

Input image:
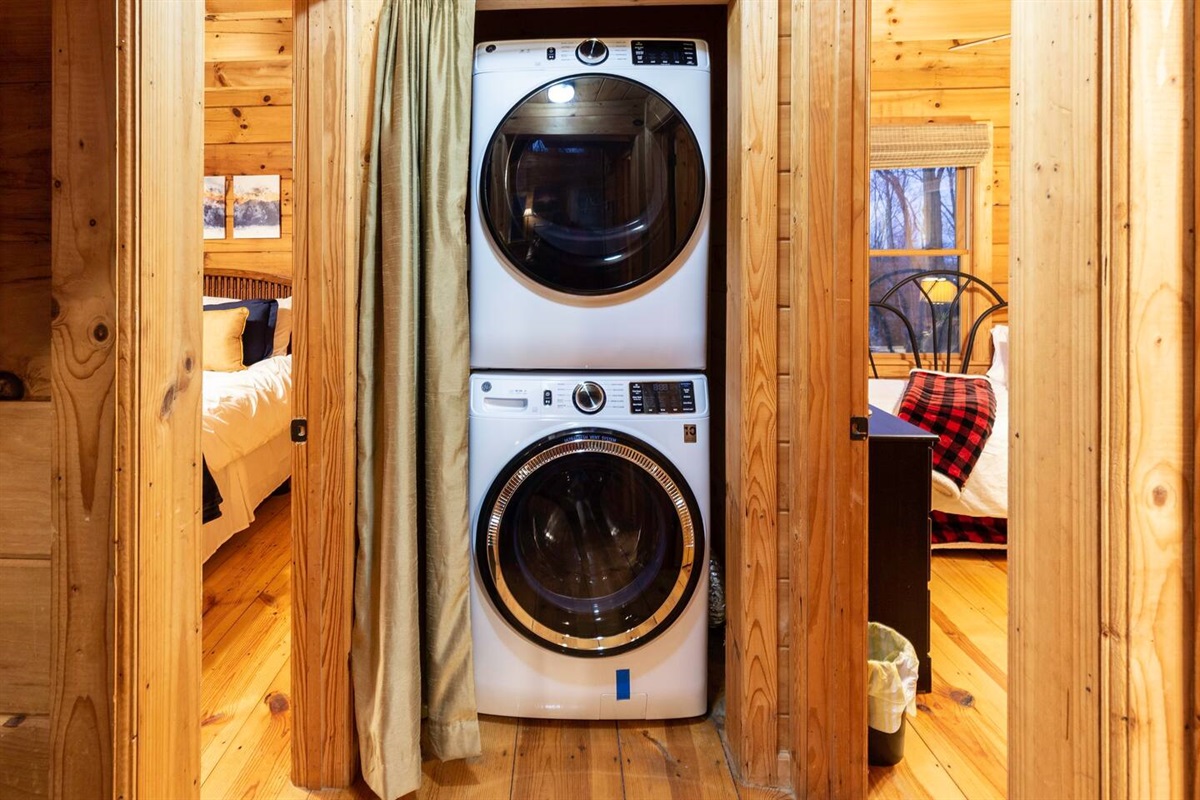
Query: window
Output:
[[868, 166, 971, 358]]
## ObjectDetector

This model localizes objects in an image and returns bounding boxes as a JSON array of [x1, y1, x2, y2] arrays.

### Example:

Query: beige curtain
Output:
[[353, 1, 479, 797]]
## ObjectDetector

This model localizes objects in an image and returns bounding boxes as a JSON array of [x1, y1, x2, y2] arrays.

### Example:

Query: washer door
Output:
[[480, 75, 705, 296], [477, 429, 704, 657]]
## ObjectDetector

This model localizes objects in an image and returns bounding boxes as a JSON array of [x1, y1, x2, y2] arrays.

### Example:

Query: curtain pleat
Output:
[[353, 1, 479, 797]]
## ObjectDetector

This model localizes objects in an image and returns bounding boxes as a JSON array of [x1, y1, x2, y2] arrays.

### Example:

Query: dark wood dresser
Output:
[[868, 404, 938, 693]]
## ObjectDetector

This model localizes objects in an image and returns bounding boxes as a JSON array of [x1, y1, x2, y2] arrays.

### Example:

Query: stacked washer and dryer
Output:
[[468, 37, 713, 720]]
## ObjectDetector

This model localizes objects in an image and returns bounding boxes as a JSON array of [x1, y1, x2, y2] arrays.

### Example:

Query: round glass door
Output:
[[477, 429, 703, 656], [481, 75, 705, 296]]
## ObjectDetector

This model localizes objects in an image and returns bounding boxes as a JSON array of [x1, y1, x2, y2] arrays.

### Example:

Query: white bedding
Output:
[[869, 376, 1009, 519], [202, 355, 293, 560]]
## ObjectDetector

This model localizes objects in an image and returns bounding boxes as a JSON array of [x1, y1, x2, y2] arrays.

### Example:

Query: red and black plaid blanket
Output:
[[896, 370, 997, 491], [931, 511, 1007, 547]]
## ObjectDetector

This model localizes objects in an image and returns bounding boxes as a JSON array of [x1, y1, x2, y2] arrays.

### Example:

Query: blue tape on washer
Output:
[[616, 669, 631, 700]]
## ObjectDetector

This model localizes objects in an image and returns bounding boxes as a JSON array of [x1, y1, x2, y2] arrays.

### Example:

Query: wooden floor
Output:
[[201, 498, 789, 800], [868, 551, 1009, 799]]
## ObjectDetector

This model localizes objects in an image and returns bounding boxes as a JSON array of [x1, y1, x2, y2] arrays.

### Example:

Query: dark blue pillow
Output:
[[203, 299, 278, 366]]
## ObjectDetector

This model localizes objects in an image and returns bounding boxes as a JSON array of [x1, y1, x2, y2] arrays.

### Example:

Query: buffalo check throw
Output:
[[931, 511, 1008, 548], [896, 370, 997, 497]]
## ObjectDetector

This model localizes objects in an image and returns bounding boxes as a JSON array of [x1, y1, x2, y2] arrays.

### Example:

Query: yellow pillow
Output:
[[203, 306, 249, 371]]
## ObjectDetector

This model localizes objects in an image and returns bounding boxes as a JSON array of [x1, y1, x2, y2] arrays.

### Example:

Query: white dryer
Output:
[[469, 372, 709, 719], [470, 38, 711, 370]]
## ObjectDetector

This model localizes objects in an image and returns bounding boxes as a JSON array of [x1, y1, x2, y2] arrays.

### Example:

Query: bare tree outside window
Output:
[[868, 167, 969, 356]]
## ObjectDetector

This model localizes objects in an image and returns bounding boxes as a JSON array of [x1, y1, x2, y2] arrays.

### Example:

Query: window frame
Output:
[[865, 128, 997, 378]]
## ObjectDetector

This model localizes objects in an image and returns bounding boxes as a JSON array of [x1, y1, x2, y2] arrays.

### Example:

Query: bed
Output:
[[868, 269, 1009, 548], [201, 269, 293, 561]]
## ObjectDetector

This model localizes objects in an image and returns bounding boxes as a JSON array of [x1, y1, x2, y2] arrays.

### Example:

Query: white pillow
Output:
[[986, 324, 1009, 386], [273, 296, 292, 356], [202, 295, 237, 305]]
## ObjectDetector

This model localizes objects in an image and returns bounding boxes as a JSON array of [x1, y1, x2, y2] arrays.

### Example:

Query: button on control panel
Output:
[[630, 381, 696, 414], [543, 390, 553, 406], [631, 40, 698, 66]]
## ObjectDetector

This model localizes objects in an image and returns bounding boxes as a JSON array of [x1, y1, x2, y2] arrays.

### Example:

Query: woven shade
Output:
[[870, 123, 991, 169]]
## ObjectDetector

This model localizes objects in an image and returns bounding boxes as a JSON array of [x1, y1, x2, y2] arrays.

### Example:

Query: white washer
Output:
[[469, 372, 709, 719], [470, 38, 711, 370]]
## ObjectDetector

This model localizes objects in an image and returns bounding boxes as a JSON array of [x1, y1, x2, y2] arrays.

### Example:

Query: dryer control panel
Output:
[[474, 37, 710, 73]]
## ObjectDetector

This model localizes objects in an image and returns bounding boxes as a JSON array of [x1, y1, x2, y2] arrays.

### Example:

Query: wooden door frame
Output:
[[50, 0, 204, 796], [1010, 1, 1196, 796]]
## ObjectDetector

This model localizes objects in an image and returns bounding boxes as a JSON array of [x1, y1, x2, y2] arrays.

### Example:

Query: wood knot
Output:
[[232, 107, 242, 118], [200, 712, 225, 727], [89, 219, 97, 227], [3, 715, 25, 728], [916, 702, 931, 714], [92, 322, 109, 343], [267, 692, 289, 715], [51, 296, 61, 320], [184, 354, 195, 374], [949, 689, 974, 707], [1152, 485, 1168, 506], [160, 384, 177, 418]]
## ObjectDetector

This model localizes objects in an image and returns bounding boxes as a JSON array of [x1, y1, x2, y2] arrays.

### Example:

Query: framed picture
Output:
[[232, 174, 282, 239], [203, 176, 226, 239]]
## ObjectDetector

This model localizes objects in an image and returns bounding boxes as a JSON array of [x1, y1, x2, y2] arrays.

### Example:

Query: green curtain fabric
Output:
[[353, 0, 479, 797]]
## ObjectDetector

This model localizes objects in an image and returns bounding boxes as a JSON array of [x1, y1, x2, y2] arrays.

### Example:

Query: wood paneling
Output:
[[786, 0, 871, 797], [51, 0, 203, 796], [0, 2, 52, 399], [290, 0, 381, 787], [0, 403, 51, 559], [1011, 1, 1194, 797], [130, 3, 205, 797], [0, 714, 50, 800], [49, 0, 120, 794], [1112, 0, 1191, 795], [0, 560, 51, 714], [870, 0, 1009, 43], [204, 0, 293, 279], [724, 0, 779, 787]]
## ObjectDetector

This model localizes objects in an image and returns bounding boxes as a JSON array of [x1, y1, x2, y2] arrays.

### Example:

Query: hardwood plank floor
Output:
[[201, 500, 775, 800], [868, 551, 1009, 799], [202, 505, 1006, 799]]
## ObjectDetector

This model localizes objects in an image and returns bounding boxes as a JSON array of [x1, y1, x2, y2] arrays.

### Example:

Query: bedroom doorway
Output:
[[198, 0, 302, 793], [864, 2, 1012, 795]]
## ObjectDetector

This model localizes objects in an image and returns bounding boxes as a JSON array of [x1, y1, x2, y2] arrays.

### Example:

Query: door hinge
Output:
[[849, 415, 869, 441], [291, 418, 308, 443]]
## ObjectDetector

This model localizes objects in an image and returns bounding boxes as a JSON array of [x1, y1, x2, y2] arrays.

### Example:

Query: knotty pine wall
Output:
[[204, 0, 293, 277], [0, 1, 52, 794], [775, 0, 1010, 768], [0, 1, 51, 399]]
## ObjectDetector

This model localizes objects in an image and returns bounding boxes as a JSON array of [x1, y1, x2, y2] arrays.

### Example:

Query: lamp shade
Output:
[[920, 277, 958, 304]]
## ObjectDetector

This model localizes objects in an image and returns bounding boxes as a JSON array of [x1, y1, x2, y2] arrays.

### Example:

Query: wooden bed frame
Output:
[[868, 268, 1008, 378], [204, 268, 292, 300]]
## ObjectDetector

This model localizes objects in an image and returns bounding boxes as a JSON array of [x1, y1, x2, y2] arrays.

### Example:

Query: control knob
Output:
[[575, 38, 609, 66], [572, 381, 606, 415]]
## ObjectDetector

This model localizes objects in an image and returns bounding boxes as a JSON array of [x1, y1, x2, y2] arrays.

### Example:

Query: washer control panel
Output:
[[629, 381, 696, 414], [472, 374, 707, 418]]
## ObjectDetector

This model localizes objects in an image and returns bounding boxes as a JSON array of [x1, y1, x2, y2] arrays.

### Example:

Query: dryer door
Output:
[[480, 75, 705, 296], [477, 428, 704, 657]]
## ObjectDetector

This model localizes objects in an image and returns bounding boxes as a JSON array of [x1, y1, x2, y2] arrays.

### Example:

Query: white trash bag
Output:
[[866, 622, 919, 734]]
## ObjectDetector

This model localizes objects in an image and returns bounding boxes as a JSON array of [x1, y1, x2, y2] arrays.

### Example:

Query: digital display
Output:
[[630, 381, 696, 414], [631, 40, 698, 66]]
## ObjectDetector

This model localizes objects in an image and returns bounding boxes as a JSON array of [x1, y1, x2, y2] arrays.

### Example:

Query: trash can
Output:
[[867, 622, 919, 766]]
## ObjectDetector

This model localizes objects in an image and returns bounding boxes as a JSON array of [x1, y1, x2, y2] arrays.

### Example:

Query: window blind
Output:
[[870, 123, 992, 169]]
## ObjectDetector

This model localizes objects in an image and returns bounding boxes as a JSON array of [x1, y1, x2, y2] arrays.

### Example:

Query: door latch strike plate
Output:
[[850, 415, 869, 441], [291, 418, 308, 443]]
